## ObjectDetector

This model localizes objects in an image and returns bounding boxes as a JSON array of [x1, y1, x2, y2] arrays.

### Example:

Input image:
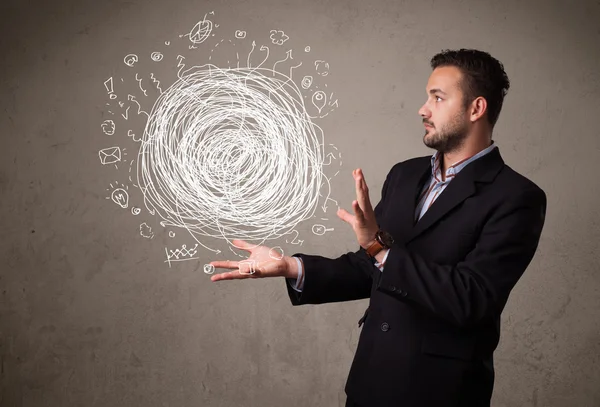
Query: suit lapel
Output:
[[404, 147, 505, 244]]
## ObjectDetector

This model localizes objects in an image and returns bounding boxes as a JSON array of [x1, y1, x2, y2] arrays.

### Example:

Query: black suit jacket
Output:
[[286, 147, 547, 407]]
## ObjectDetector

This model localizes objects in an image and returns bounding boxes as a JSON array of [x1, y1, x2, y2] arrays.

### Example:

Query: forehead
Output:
[[426, 66, 463, 94]]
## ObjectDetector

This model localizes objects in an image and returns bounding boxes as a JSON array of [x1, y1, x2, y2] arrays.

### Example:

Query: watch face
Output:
[[377, 230, 394, 247]]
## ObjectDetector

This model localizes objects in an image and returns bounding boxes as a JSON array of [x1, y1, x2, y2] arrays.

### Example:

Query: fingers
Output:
[[353, 168, 374, 214], [210, 260, 239, 270], [211, 270, 252, 282], [231, 239, 257, 252], [352, 200, 366, 223], [337, 207, 355, 225]]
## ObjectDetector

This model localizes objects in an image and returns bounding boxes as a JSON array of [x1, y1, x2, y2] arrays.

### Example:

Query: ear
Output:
[[469, 96, 487, 123]]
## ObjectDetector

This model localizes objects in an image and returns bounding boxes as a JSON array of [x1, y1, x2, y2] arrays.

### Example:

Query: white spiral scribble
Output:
[[137, 64, 324, 244]]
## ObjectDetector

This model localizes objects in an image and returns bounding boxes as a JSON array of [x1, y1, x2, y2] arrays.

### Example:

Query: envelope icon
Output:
[[99, 146, 121, 165]]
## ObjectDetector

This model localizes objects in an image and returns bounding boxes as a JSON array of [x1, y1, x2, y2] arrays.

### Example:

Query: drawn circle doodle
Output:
[[235, 30, 246, 39], [138, 64, 324, 243], [301, 76, 313, 90], [150, 52, 164, 62], [169, 231, 175, 237], [101, 120, 115, 135], [305, 46, 311, 52], [124, 54, 139, 67], [131, 207, 141, 215], [268, 246, 285, 260], [203, 264, 215, 274]]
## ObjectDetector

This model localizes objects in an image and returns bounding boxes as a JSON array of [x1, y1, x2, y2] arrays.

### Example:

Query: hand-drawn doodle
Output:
[[137, 63, 325, 245], [315, 60, 329, 76], [140, 222, 154, 239], [269, 246, 284, 260], [182, 15, 214, 46], [100, 18, 342, 258], [312, 91, 327, 113], [124, 54, 139, 67], [164, 243, 199, 267], [238, 260, 258, 275], [104, 77, 117, 99], [301, 75, 313, 89], [99, 146, 122, 165], [203, 264, 216, 274], [101, 120, 115, 135], [106, 182, 129, 208], [312, 224, 334, 235], [150, 52, 163, 62], [269, 30, 289, 45]]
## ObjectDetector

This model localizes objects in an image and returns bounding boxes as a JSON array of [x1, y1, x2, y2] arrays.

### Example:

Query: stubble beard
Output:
[[423, 111, 469, 154]]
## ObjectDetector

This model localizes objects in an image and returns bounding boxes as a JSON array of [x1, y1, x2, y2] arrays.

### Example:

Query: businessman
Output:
[[210, 49, 547, 407]]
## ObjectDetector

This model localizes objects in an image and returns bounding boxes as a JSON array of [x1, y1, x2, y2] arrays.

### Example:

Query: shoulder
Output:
[[386, 155, 430, 178], [495, 164, 547, 204]]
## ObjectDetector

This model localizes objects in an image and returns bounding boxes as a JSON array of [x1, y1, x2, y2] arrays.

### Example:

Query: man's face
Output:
[[418, 66, 470, 153]]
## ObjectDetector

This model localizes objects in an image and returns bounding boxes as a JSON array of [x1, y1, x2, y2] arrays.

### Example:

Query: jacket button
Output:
[[400, 290, 408, 297], [390, 285, 397, 292], [381, 323, 390, 332]]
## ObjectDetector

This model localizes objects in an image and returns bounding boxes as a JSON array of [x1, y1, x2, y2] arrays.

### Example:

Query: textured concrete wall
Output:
[[1, 0, 599, 406]]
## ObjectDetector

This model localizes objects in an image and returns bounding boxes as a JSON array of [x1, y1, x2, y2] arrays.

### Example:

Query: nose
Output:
[[418, 102, 430, 119]]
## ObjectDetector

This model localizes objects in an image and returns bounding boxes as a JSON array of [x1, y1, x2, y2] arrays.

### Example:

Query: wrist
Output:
[[283, 256, 299, 279]]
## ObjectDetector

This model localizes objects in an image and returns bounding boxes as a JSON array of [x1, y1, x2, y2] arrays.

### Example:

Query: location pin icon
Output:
[[312, 91, 327, 113]]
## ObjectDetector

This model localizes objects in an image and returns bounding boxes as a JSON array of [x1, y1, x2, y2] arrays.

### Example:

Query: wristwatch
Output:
[[365, 230, 394, 258]]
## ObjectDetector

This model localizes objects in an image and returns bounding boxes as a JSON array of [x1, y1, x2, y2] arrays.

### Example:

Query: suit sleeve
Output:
[[286, 165, 398, 305], [378, 186, 547, 327]]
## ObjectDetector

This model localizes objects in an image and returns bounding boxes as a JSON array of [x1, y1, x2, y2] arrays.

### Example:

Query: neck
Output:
[[440, 136, 492, 176]]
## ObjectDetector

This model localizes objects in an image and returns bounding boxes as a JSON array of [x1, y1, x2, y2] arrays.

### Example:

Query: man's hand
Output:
[[337, 168, 379, 249], [209, 239, 298, 282]]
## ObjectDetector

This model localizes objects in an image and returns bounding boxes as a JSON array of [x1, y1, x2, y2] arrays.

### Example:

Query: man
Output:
[[210, 49, 547, 407]]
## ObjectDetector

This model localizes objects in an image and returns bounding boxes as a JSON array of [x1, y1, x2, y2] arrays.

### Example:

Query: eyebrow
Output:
[[429, 88, 447, 95]]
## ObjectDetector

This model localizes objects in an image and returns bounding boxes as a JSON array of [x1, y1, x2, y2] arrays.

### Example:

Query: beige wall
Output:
[[1, 0, 598, 406]]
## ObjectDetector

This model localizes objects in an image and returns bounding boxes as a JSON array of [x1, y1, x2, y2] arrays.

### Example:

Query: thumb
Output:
[[231, 239, 258, 253], [337, 207, 355, 225]]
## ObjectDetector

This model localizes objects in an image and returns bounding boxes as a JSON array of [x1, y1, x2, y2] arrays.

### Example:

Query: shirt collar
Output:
[[430, 141, 497, 181]]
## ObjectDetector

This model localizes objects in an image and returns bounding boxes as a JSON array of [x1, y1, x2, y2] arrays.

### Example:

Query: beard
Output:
[[423, 110, 469, 154]]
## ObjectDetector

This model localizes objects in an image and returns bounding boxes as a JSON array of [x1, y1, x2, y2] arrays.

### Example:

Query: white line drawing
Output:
[[150, 73, 163, 94], [101, 120, 115, 135], [165, 243, 199, 267], [131, 207, 141, 215], [273, 49, 292, 74], [121, 106, 130, 120], [203, 264, 215, 274], [128, 94, 149, 118], [312, 91, 327, 113], [238, 260, 257, 275], [135, 73, 147, 96], [137, 63, 325, 246], [181, 15, 213, 46], [323, 152, 336, 165], [140, 222, 154, 239], [165, 41, 170, 46], [312, 224, 334, 235], [169, 231, 175, 237], [315, 60, 329, 76], [176, 55, 186, 78], [104, 77, 117, 99], [269, 246, 284, 260], [235, 30, 246, 39], [106, 181, 129, 208], [301, 76, 313, 89], [128, 129, 142, 142], [285, 230, 304, 245], [124, 54, 139, 67], [304, 46, 310, 52], [99, 146, 122, 166], [150, 52, 163, 62], [269, 30, 289, 45]]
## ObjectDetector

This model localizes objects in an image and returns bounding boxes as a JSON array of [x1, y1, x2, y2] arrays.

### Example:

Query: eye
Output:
[[435, 96, 443, 102]]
